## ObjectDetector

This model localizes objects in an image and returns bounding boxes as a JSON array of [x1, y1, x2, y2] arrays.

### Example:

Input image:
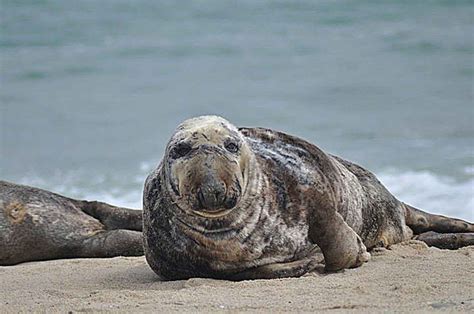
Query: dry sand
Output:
[[1, 241, 473, 313]]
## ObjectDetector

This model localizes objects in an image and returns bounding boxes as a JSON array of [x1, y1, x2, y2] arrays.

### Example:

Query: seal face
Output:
[[143, 115, 474, 280], [163, 116, 248, 218]]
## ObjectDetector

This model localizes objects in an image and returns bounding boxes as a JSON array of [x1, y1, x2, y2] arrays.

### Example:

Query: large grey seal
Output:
[[0, 181, 143, 265], [143, 115, 474, 280]]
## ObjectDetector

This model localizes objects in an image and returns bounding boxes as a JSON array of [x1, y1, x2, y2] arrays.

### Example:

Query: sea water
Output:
[[1, 1, 473, 220]]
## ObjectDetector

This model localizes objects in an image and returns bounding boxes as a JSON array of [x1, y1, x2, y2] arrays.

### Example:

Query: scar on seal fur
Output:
[[0, 181, 143, 265], [143, 115, 474, 280]]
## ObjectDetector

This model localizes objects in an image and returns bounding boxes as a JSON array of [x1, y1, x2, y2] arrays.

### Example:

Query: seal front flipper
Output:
[[308, 206, 370, 272]]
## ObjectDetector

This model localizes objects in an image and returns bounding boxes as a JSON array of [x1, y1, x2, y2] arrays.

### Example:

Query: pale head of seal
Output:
[[162, 116, 255, 218]]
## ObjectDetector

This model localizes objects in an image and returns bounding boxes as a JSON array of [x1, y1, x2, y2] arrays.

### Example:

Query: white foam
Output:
[[464, 166, 474, 175], [377, 170, 473, 221], [17, 173, 143, 210]]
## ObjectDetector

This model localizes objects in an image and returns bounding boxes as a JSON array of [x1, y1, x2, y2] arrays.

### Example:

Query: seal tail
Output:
[[404, 203, 474, 234], [404, 203, 474, 249], [80, 201, 143, 231]]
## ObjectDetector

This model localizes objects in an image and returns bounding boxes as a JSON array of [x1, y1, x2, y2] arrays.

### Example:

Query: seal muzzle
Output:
[[197, 176, 227, 210]]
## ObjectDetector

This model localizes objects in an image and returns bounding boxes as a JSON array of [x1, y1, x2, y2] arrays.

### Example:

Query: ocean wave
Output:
[[16, 173, 143, 210], [14, 169, 473, 222], [377, 170, 473, 221]]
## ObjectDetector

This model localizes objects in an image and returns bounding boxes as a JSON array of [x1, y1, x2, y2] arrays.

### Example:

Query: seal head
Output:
[[163, 116, 253, 218]]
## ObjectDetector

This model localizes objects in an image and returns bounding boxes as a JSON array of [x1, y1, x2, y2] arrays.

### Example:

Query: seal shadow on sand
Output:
[[101, 254, 327, 291], [101, 262, 229, 291]]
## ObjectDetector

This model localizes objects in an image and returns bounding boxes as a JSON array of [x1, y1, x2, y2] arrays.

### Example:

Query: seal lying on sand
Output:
[[143, 115, 474, 280], [0, 181, 143, 265]]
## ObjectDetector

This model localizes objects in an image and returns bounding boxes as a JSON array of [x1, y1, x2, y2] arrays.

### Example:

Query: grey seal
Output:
[[0, 181, 143, 265], [143, 116, 474, 280]]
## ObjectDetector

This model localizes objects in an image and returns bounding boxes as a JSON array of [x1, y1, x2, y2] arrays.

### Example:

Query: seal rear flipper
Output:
[[415, 231, 474, 249], [79, 229, 144, 258], [80, 201, 143, 231], [404, 203, 474, 234]]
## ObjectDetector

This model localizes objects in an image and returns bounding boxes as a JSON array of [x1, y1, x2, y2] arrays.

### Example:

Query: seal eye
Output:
[[225, 141, 239, 154], [170, 142, 192, 159]]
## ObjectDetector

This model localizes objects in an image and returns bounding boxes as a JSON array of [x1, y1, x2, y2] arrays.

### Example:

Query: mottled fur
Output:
[[143, 116, 473, 280], [0, 181, 143, 265]]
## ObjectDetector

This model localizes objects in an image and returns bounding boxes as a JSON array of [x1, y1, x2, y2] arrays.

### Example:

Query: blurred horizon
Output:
[[1, 0, 473, 220]]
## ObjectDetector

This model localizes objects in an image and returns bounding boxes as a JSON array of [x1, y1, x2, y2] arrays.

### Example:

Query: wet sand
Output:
[[1, 241, 473, 313]]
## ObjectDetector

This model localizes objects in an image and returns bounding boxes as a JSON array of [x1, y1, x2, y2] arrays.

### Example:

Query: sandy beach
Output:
[[1, 240, 473, 313]]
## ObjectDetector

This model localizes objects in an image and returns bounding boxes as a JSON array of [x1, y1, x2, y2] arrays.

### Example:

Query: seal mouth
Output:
[[192, 208, 234, 218]]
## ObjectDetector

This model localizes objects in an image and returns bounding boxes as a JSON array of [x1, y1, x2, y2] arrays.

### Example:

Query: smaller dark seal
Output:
[[143, 116, 474, 281], [0, 181, 143, 265]]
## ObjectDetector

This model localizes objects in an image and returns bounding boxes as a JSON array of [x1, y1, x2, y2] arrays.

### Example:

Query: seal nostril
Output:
[[214, 191, 225, 203], [197, 189, 205, 208], [224, 196, 238, 209]]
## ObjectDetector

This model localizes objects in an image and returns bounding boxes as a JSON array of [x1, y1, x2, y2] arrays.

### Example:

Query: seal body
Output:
[[143, 116, 474, 280], [0, 181, 143, 265]]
